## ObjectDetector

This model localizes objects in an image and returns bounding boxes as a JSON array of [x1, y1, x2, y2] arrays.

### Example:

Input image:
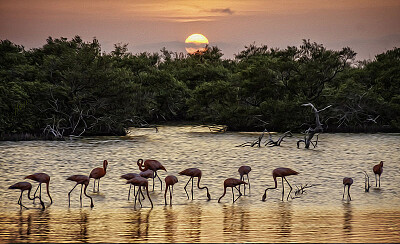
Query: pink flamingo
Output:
[[238, 166, 251, 195], [373, 161, 383, 187], [262, 167, 299, 201], [164, 175, 178, 205], [9, 182, 45, 210], [67, 175, 94, 208], [121, 173, 140, 200], [89, 160, 108, 192], [24, 173, 53, 204], [218, 178, 247, 203], [343, 177, 353, 201], [179, 168, 211, 200], [137, 159, 167, 191], [127, 176, 153, 208]]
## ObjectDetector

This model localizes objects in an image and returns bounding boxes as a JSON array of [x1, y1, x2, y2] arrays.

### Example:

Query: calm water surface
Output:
[[0, 126, 400, 243]]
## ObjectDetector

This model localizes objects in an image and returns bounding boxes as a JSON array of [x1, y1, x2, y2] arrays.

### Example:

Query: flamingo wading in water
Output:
[[121, 173, 141, 200], [127, 176, 153, 208], [67, 175, 94, 208], [238, 166, 251, 195], [262, 167, 299, 201], [137, 159, 166, 191], [89, 160, 108, 192], [218, 178, 247, 203], [373, 161, 383, 187], [342, 177, 353, 201], [9, 182, 45, 210], [24, 173, 53, 204], [164, 175, 178, 205], [179, 168, 211, 201]]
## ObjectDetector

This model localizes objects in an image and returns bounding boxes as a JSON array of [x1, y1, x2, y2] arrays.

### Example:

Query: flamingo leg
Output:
[[233, 186, 242, 203], [164, 185, 168, 205], [155, 171, 163, 191], [232, 187, 234, 203], [68, 183, 79, 207], [80, 184, 83, 207], [283, 177, 293, 201], [348, 186, 351, 201], [97, 179, 100, 192], [138, 188, 143, 208], [33, 184, 40, 204], [246, 174, 251, 192], [39, 183, 42, 202], [281, 177, 285, 201], [93, 179, 96, 192], [191, 177, 194, 200], [379, 175, 381, 187], [18, 192, 29, 209], [170, 185, 173, 205], [375, 174, 377, 187], [134, 187, 139, 208], [152, 171, 155, 191], [128, 184, 132, 200], [184, 177, 192, 199]]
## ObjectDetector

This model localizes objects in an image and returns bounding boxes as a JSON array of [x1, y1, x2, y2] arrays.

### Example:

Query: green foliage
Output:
[[0, 37, 399, 139]]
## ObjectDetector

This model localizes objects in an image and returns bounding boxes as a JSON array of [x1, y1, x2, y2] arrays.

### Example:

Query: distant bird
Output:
[[342, 177, 353, 201], [262, 167, 299, 201], [373, 161, 384, 187], [89, 160, 108, 192], [24, 173, 53, 204], [218, 178, 247, 203], [137, 159, 167, 191], [127, 176, 153, 208], [121, 173, 140, 200], [179, 168, 211, 200], [238, 166, 251, 195], [164, 175, 178, 205], [67, 175, 94, 208], [9, 182, 45, 210]]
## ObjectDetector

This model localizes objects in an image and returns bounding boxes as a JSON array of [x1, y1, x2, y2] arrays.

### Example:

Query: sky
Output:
[[1, 0, 399, 60]]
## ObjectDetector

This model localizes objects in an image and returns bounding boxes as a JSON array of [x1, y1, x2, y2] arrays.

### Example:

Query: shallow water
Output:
[[0, 126, 400, 243]]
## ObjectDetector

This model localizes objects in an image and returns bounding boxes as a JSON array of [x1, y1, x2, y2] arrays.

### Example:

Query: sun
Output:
[[185, 33, 209, 54]]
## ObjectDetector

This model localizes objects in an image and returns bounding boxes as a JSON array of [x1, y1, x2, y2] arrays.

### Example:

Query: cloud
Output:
[[209, 8, 234, 15]]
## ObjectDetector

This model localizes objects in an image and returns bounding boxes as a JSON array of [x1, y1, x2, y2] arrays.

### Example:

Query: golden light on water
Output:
[[185, 34, 209, 54]]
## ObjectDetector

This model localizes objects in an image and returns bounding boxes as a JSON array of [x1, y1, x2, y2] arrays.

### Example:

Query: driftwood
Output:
[[294, 183, 316, 196], [363, 171, 371, 192], [265, 130, 293, 147], [297, 103, 331, 149], [238, 129, 292, 147]]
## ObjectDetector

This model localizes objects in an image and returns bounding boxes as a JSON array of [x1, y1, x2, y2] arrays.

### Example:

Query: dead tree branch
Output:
[[297, 103, 331, 149], [265, 130, 293, 147]]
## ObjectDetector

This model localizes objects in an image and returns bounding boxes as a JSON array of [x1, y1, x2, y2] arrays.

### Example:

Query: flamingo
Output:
[[164, 175, 178, 205], [9, 182, 45, 210], [342, 177, 353, 201], [373, 161, 383, 187], [137, 159, 166, 191], [262, 167, 299, 201], [89, 160, 108, 192], [178, 168, 211, 200], [238, 166, 251, 195], [121, 173, 140, 200], [127, 176, 153, 208], [67, 175, 94, 208], [218, 178, 247, 203], [24, 173, 53, 204]]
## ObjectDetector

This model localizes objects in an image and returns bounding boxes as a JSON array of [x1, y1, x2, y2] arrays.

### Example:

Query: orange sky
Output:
[[1, 0, 399, 60]]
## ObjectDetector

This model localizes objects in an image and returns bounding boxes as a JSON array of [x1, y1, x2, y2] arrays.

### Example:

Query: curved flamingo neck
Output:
[[218, 187, 227, 202], [272, 176, 278, 189], [83, 183, 94, 207], [137, 159, 147, 172], [46, 182, 53, 203], [197, 176, 210, 197]]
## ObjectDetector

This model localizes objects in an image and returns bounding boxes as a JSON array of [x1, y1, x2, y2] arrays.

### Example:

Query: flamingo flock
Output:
[[8, 158, 384, 209]]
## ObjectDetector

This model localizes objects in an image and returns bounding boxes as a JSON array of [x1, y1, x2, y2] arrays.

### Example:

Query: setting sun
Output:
[[185, 33, 209, 54]]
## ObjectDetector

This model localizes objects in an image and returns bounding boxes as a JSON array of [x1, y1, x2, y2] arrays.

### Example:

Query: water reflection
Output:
[[276, 201, 292, 239], [126, 209, 152, 241], [183, 203, 202, 242], [342, 202, 353, 235], [164, 206, 177, 242], [222, 204, 250, 242]]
